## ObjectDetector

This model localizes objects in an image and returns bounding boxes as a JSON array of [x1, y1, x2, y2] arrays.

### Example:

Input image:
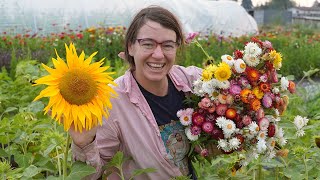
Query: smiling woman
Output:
[[70, 5, 202, 180]]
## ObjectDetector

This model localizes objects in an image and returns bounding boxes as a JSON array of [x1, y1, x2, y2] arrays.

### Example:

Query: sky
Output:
[[249, 0, 317, 7]]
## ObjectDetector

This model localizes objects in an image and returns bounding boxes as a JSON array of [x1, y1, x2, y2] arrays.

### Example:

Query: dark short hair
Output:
[[124, 6, 184, 70]]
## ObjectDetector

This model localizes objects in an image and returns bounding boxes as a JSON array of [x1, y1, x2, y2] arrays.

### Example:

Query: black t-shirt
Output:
[[137, 77, 196, 178], [137, 77, 186, 126]]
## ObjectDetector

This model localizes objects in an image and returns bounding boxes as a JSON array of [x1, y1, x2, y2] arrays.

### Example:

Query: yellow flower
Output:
[[269, 50, 282, 69], [252, 87, 264, 99], [33, 43, 118, 132], [214, 62, 231, 81], [201, 69, 213, 81]]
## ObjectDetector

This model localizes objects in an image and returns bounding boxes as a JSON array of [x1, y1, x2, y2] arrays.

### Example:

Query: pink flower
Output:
[[258, 117, 270, 131], [216, 104, 228, 116], [200, 148, 209, 157], [263, 40, 273, 49], [262, 94, 273, 108], [242, 115, 252, 126], [177, 108, 194, 126], [239, 76, 249, 87], [256, 108, 265, 119], [270, 69, 278, 83], [198, 97, 212, 109], [229, 84, 241, 95], [185, 32, 199, 44], [202, 121, 214, 134]]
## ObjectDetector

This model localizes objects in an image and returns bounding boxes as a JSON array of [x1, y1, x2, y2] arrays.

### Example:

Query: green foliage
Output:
[[103, 151, 157, 180]]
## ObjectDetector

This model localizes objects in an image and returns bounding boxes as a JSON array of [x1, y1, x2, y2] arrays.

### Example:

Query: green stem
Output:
[[195, 41, 211, 60], [119, 166, 125, 180], [63, 133, 70, 180], [56, 147, 62, 176], [303, 153, 308, 180], [258, 157, 262, 180]]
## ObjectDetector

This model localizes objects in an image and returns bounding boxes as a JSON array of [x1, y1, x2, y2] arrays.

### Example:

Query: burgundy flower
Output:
[[212, 127, 224, 140], [191, 125, 202, 135], [242, 115, 252, 126], [200, 148, 209, 157], [268, 123, 276, 137], [192, 112, 205, 126], [233, 49, 243, 59]]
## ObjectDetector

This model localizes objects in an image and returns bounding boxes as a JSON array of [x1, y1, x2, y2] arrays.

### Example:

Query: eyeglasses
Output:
[[136, 38, 178, 55]]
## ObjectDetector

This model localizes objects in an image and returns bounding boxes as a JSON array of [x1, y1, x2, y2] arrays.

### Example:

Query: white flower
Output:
[[276, 127, 284, 138], [234, 59, 246, 73], [267, 138, 276, 150], [259, 74, 268, 82], [243, 54, 260, 67], [280, 77, 289, 91], [217, 80, 230, 89], [221, 120, 236, 138], [257, 131, 267, 140], [221, 54, 235, 66], [278, 137, 287, 146], [295, 129, 305, 137], [248, 122, 259, 135], [257, 139, 267, 153], [274, 109, 280, 117], [217, 139, 230, 152], [216, 116, 228, 128], [266, 150, 276, 160], [229, 137, 241, 150], [185, 127, 199, 141], [202, 80, 216, 95], [244, 42, 262, 57], [272, 87, 280, 94], [294, 115, 308, 130], [193, 79, 204, 96]]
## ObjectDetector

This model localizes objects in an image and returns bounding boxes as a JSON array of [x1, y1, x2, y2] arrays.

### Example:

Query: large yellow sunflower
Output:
[[33, 43, 117, 132]]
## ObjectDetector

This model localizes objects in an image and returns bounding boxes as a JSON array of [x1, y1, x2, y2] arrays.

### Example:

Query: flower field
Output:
[[1, 24, 320, 179]]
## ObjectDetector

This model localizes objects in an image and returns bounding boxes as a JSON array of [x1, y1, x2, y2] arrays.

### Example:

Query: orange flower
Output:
[[288, 81, 296, 93], [246, 67, 260, 82], [250, 98, 261, 111], [240, 89, 252, 103], [259, 82, 271, 92]]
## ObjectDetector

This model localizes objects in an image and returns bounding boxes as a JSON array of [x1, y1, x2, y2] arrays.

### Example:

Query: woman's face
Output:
[[129, 20, 177, 85]]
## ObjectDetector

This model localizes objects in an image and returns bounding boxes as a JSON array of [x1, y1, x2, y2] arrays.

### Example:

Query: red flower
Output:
[[233, 50, 243, 59]]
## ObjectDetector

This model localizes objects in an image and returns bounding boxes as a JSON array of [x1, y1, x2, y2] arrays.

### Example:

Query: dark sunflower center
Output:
[[59, 69, 97, 105]]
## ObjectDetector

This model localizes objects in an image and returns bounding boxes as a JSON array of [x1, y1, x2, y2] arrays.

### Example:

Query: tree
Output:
[[241, 0, 253, 10], [266, 0, 296, 10]]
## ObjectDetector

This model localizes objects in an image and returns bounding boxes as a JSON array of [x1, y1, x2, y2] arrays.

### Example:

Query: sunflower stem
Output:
[[56, 147, 62, 177], [63, 133, 70, 180]]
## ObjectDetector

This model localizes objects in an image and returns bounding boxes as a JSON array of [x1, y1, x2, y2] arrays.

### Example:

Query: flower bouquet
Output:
[[178, 34, 296, 167]]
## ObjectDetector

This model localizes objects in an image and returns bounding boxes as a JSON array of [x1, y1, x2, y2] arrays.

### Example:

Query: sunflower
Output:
[[33, 43, 118, 132], [214, 62, 231, 81]]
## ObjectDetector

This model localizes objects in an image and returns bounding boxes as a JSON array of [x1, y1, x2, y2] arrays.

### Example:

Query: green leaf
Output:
[[66, 161, 96, 180], [106, 151, 125, 169], [130, 168, 157, 178], [22, 165, 40, 178], [0, 148, 8, 157], [3, 107, 18, 114], [15, 153, 33, 168]]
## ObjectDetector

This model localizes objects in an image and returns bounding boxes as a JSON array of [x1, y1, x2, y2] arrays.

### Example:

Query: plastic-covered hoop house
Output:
[[0, 0, 258, 37]]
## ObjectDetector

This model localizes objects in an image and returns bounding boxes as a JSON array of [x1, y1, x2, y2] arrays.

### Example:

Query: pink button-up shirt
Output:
[[72, 65, 202, 179]]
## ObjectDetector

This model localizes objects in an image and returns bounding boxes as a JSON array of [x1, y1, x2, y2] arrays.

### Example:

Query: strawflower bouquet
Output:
[[178, 34, 297, 166]]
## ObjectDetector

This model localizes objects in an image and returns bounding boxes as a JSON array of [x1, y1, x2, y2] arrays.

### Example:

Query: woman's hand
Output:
[[69, 125, 98, 148]]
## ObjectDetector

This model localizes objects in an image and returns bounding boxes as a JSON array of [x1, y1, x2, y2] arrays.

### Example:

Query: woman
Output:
[[71, 6, 202, 179]]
